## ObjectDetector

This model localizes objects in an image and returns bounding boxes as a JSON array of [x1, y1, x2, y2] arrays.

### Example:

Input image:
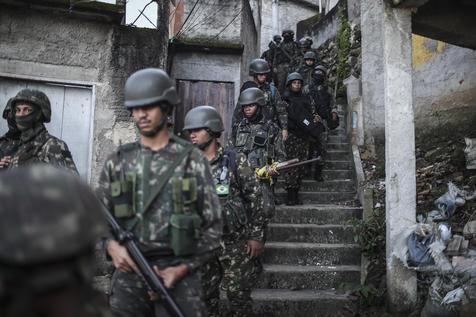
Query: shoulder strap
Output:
[[223, 149, 238, 180], [129, 142, 195, 230], [269, 83, 277, 99]]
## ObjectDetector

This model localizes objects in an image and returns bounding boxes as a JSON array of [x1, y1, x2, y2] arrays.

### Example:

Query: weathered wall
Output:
[[241, 0, 260, 82], [0, 3, 168, 185], [260, 0, 318, 53], [307, 0, 344, 48], [412, 35, 476, 135], [179, 0, 242, 43]]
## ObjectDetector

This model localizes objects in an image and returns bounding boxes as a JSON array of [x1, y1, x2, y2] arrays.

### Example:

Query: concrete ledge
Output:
[[0, 0, 124, 24], [169, 39, 244, 55], [351, 144, 365, 205]]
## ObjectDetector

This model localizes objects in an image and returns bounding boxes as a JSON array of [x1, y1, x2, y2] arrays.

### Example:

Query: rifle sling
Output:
[[129, 145, 194, 231]]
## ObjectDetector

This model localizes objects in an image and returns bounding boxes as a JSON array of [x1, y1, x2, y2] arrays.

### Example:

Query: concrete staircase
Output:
[[252, 111, 362, 317]]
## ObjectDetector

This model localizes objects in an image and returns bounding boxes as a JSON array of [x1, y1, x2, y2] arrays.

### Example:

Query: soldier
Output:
[[283, 73, 325, 204], [230, 87, 286, 219], [298, 51, 318, 88], [274, 29, 300, 94], [0, 98, 21, 169], [7, 88, 78, 172], [233, 58, 289, 141], [0, 165, 109, 317], [184, 106, 266, 317], [97, 68, 222, 317]]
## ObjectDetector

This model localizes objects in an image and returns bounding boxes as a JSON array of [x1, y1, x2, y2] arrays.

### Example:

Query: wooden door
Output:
[[175, 80, 235, 143]]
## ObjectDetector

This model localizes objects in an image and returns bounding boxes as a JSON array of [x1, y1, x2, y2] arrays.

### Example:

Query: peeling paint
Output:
[[412, 34, 445, 70]]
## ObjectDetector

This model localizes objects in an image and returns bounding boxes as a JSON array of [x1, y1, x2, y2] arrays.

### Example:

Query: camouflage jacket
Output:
[[298, 64, 314, 88], [274, 40, 300, 67], [0, 132, 20, 159], [210, 145, 266, 242], [229, 115, 286, 170], [9, 124, 77, 173], [97, 135, 222, 271], [232, 82, 288, 130]]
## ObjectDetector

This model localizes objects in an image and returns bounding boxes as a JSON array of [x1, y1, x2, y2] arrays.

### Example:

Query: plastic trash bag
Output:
[[407, 231, 435, 267]]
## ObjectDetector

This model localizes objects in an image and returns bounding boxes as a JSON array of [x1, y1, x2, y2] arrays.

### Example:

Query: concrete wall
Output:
[[260, 0, 318, 54], [0, 3, 168, 185], [179, 0, 242, 43], [307, 0, 343, 48], [241, 0, 261, 82], [412, 35, 476, 135]]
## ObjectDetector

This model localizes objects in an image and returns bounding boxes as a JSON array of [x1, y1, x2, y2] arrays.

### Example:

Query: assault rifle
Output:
[[255, 157, 322, 180], [103, 207, 186, 317]]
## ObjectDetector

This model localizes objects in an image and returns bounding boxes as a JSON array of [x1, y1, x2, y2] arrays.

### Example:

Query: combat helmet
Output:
[[282, 29, 294, 37], [249, 58, 271, 76], [238, 87, 266, 107], [273, 35, 282, 43], [124, 68, 179, 111], [0, 165, 106, 266], [286, 72, 304, 86], [11, 89, 51, 123], [183, 106, 224, 134], [2, 98, 13, 119], [304, 51, 317, 61]]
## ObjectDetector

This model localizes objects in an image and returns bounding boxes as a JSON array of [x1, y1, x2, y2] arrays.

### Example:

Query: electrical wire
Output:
[[181, 3, 229, 36], [212, 6, 244, 40], [128, 0, 155, 27], [175, 0, 200, 38]]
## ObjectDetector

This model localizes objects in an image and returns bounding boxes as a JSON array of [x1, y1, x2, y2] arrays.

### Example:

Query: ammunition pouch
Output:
[[110, 172, 136, 218], [170, 177, 202, 256]]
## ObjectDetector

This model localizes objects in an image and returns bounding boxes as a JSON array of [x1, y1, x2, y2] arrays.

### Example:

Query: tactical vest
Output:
[[213, 150, 248, 234], [234, 120, 275, 169], [108, 137, 201, 256]]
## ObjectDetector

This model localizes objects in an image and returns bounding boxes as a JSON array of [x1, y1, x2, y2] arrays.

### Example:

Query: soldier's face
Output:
[[243, 104, 258, 118], [15, 103, 34, 117], [256, 74, 267, 84], [305, 59, 315, 66], [188, 128, 209, 146], [131, 105, 164, 134], [290, 80, 302, 92]]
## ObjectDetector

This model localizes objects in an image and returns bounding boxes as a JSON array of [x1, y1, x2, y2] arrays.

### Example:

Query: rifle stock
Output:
[[103, 207, 186, 317]]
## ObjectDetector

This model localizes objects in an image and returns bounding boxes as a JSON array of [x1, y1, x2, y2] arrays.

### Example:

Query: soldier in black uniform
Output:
[[283, 73, 325, 204]]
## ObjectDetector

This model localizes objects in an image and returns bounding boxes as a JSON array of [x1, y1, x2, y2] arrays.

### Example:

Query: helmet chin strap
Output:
[[198, 136, 214, 150]]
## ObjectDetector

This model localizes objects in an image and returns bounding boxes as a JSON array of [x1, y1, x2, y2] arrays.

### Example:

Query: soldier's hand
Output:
[[314, 115, 322, 123], [106, 240, 139, 273], [246, 240, 264, 258], [0, 156, 12, 169], [282, 129, 289, 141], [331, 111, 338, 121], [153, 264, 189, 289]]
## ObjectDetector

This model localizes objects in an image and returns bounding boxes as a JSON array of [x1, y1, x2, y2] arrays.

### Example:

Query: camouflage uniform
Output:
[[274, 33, 300, 93], [9, 124, 78, 172], [0, 131, 20, 161], [298, 64, 315, 88], [230, 114, 285, 217], [232, 81, 288, 131], [0, 165, 109, 317], [203, 145, 265, 317], [97, 134, 222, 317]]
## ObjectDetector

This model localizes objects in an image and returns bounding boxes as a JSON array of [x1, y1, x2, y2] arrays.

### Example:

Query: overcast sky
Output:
[[98, 0, 158, 28]]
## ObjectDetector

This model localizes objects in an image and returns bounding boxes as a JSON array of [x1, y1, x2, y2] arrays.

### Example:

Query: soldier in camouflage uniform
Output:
[[298, 51, 318, 88], [230, 87, 286, 220], [0, 165, 109, 317], [97, 68, 222, 317], [184, 106, 266, 317], [7, 89, 78, 172], [0, 98, 21, 169], [283, 73, 325, 204], [273, 29, 300, 94], [233, 58, 289, 141]]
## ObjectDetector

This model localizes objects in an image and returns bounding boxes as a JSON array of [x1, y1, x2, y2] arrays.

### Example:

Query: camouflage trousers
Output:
[[284, 133, 309, 190], [109, 263, 207, 317], [202, 239, 263, 317]]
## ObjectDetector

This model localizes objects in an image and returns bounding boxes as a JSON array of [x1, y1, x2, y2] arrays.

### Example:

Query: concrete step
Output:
[[263, 242, 361, 266], [328, 135, 348, 143], [322, 169, 354, 180], [276, 179, 355, 192], [324, 160, 352, 170], [329, 128, 347, 136], [267, 224, 354, 244], [275, 190, 356, 204], [251, 289, 358, 317], [327, 142, 350, 151], [258, 264, 360, 290], [325, 150, 351, 161], [272, 204, 362, 224]]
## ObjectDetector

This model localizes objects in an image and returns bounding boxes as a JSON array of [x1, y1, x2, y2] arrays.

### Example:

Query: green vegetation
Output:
[[336, 7, 351, 97]]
